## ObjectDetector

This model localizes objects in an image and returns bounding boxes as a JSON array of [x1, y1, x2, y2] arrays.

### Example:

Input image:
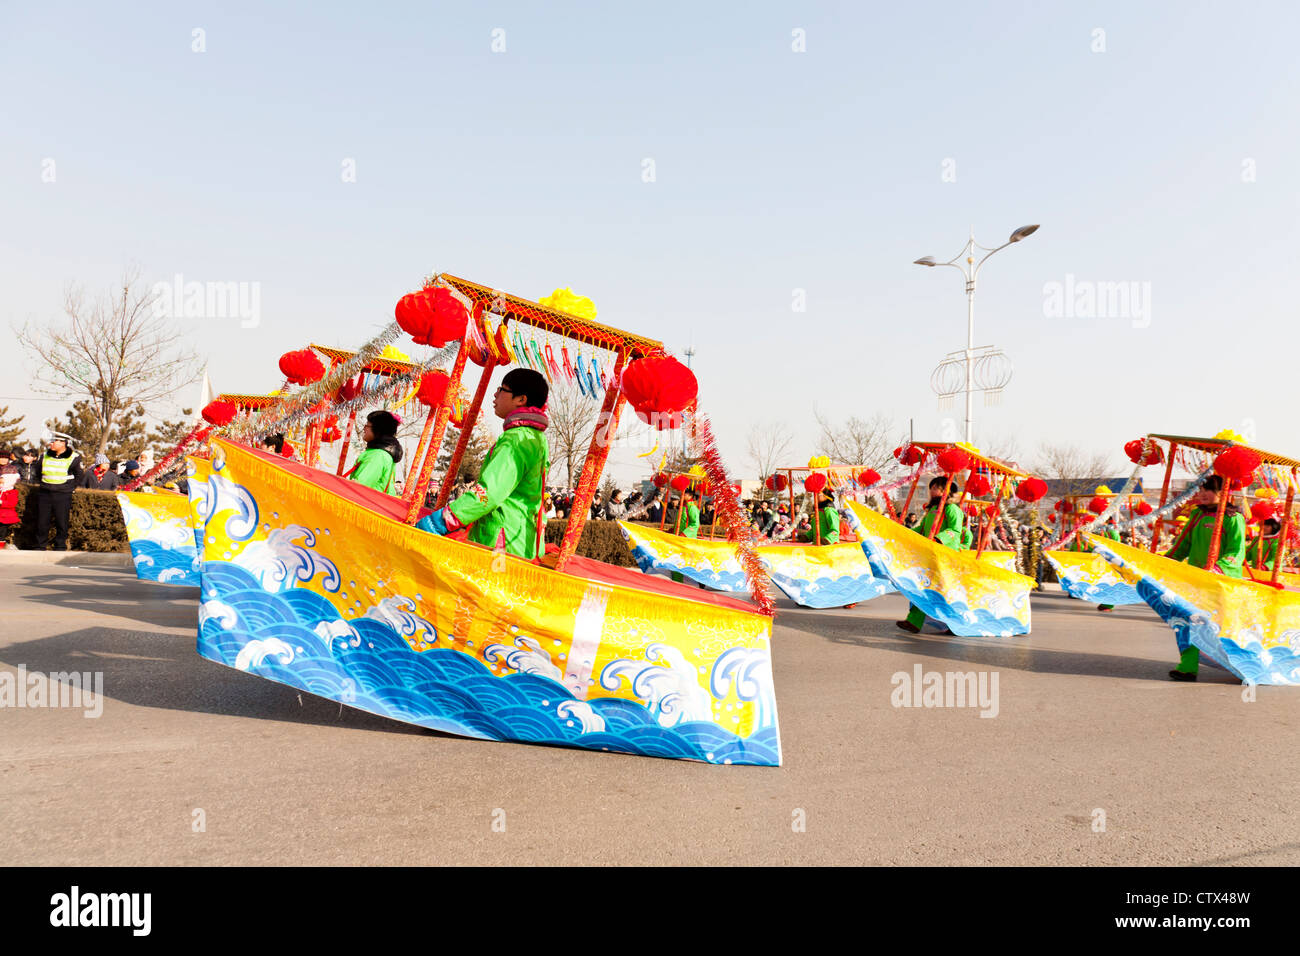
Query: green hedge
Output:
[[11, 485, 130, 552], [544, 519, 637, 567]]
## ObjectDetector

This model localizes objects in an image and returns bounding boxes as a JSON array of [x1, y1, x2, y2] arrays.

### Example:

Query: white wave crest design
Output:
[[234, 637, 294, 671], [363, 596, 436, 641], [157, 567, 189, 583], [233, 525, 340, 593], [600, 644, 713, 728], [314, 619, 358, 650], [199, 599, 238, 629], [132, 553, 155, 569], [556, 699, 606, 734], [710, 646, 775, 730], [117, 496, 154, 535], [197, 473, 259, 541], [483, 635, 563, 681]]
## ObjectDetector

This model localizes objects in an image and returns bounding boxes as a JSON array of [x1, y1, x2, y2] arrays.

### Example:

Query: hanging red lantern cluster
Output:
[[1135, 501, 1154, 516], [1250, 500, 1279, 522], [1214, 446, 1262, 486], [894, 444, 923, 466], [394, 287, 469, 347], [765, 473, 789, 492], [1054, 499, 1069, 512], [334, 374, 364, 403], [1047, 513, 1058, 524], [201, 400, 237, 427], [416, 370, 450, 407], [1015, 477, 1048, 503], [670, 474, 691, 491], [279, 349, 325, 386], [652, 473, 668, 488], [1088, 495, 1109, 514], [965, 473, 991, 497], [1124, 438, 1164, 466], [857, 468, 881, 487], [620, 355, 698, 431], [936, 447, 971, 475], [804, 473, 827, 494]]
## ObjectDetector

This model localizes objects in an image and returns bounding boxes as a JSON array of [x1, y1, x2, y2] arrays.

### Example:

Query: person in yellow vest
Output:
[[36, 432, 84, 551]]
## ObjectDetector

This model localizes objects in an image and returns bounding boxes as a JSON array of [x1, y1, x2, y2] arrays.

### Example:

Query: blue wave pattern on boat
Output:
[[128, 539, 201, 587], [1042, 554, 1141, 605], [846, 509, 1028, 637], [766, 569, 895, 608], [624, 539, 751, 592], [190, 456, 779, 766], [1092, 542, 1300, 685]]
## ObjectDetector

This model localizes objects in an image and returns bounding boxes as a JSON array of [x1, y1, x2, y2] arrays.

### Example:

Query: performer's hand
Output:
[[416, 509, 451, 536]]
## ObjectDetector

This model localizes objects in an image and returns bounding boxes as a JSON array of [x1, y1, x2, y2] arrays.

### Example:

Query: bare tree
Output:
[[18, 267, 202, 456], [1033, 443, 1117, 497], [747, 421, 794, 501], [813, 409, 898, 467], [545, 385, 603, 487]]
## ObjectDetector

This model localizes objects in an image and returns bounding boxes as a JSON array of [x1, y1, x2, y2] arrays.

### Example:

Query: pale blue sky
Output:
[[3, 1, 1298, 483]]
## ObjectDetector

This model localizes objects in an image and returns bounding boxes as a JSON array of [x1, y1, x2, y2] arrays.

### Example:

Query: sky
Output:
[[3, 1, 1299, 486]]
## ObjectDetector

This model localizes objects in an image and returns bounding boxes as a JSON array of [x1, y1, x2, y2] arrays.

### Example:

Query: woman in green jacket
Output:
[[1165, 475, 1245, 681], [897, 477, 963, 633], [799, 487, 840, 544], [1245, 517, 1282, 572], [349, 410, 404, 495]]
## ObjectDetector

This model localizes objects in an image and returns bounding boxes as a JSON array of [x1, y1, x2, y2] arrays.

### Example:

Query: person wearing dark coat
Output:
[[79, 453, 120, 490], [36, 432, 84, 551]]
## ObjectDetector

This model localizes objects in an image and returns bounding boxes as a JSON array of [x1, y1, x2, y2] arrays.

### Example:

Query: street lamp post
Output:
[[914, 224, 1039, 444]]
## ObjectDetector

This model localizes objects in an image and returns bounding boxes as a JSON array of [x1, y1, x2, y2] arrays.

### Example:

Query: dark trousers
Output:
[[35, 492, 72, 551]]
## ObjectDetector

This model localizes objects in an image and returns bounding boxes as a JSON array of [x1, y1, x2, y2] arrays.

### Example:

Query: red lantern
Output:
[[965, 473, 991, 497], [804, 473, 827, 494], [395, 288, 468, 347], [635, 409, 685, 431], [652, 473, 668, 488], [894, 444, 923, 466], [1015, 477, 1048, 503], [670, 474, 691, 491], [334, 374, 363, 403], [1088, 496, 1108, 514], [1054, 499, 1069, 512], [1135, 501, 1154, 516], [1214, 446, 1262, 486], [964, 503, 979, 517], [279, 349, 325, 386], [936, 447, 971, 475], [417, 370, 450, 407], [201, 400, 237, 427], [1251, 500, 1279, 522], [765, 473, 789, 492], [620, 355, 698, 420], [857, 468, 881, 487], [1124, 438, 1164, 466], [1047, 513, 1057, 524]]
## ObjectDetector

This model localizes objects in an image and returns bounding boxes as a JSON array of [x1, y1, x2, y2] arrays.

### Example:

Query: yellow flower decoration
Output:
[[808, 455, 830, 469], [539, 287, 597, 319], [379, 343, 412, 362], [955, 441, 982, 456], [1214, 428, 1247, 443], [1257, 488, 1280, 499], [1095, 485, 1113, 495], [688, 464, 706, 478]]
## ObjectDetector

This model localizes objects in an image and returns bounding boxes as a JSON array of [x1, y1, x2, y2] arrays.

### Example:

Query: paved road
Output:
[[1, 563, 1295, 866]]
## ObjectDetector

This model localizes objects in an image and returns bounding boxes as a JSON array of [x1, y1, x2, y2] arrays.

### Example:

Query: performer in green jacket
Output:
[[416, 368, 550, 560], [680, 487, 701, 539], [1245, 517, 1282, 571], [898, 477, 963, 633], [1165, 475, 1246, 681], [349, 410, 403, 495], [799, 487, 840, 544]]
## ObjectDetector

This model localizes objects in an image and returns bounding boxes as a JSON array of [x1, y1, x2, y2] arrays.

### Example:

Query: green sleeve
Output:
[[1217, 513, 1246, 576], [820, 506, 839, 543], [448, 435, 521, 525], [1165, 516, 1195, 562], [350, 449, 394, 494]]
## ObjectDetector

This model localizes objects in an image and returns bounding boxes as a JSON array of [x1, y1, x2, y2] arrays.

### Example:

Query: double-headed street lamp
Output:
[[914, 224, 1039, 444]]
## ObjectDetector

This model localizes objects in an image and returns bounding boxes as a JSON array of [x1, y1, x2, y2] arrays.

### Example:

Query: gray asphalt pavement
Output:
[[2, 563, 1296, 865]]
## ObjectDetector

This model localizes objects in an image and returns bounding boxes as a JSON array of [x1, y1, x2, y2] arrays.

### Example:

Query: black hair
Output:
[[262, 433, 285, 454], [1203, 475, 1225, 493], [501, 368, 549, 409], [929, 477, 959, 496], [1263, 517, 1282, 533], [366, 410, 399, 439]]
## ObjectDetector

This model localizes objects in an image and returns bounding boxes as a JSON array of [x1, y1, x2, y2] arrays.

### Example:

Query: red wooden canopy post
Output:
[[899, 460, 924, 526], [1204, 481, 1232, 572], [975, 475, 1010, 558], [1272, 472, 1295, 584], [436, 357, 496, 509], [403, 345, 470, 523], [786, 469, 795, 524], [927, 474, 953, 542], [555, 352, 627, 571], [1150, 440, 1178, 553], [334, 408, 359, 475]]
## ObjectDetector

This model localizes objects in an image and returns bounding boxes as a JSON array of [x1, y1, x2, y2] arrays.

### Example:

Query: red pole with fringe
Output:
[[437, 358, 495, 508], [403, 345, 470, 523]]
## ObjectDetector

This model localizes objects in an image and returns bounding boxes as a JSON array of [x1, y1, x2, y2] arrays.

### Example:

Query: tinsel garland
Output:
[[687, 411, 776, 616], [122, 424, 212, 492], [1047, 464, 1214, 551]]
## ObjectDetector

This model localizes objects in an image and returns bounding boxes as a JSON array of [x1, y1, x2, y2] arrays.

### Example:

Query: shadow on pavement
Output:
[[17, 570, 200, 630], [0, 625, 435, 736]]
